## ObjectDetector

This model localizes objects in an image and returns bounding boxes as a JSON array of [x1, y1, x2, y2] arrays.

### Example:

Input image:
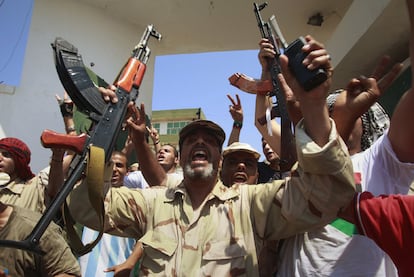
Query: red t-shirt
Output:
[[355, 192, 414, 277]]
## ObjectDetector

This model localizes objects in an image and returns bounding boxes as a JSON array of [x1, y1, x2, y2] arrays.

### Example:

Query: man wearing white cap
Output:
[[220, 142, 261, 186]]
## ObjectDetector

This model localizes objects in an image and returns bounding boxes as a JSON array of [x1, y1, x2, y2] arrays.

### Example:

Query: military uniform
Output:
[[0, 167, 49, 214], [69, 120, 355, 276], [0, 205, 81, 276]]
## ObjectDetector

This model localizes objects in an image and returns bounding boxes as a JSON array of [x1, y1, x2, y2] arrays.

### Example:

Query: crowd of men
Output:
[[1, 0, 414, 276]]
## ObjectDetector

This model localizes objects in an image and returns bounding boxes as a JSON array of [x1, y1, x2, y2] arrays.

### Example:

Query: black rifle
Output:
[[0, 25, 161, 254], [254, 2, 297, 172]]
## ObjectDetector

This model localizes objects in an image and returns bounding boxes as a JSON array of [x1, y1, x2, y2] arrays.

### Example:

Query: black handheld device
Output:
[[284, 36, 328, 91], [267, 13, 328, 91]]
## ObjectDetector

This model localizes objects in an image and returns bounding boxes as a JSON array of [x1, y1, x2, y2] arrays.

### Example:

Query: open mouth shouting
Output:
[[157, 154, 165, 162], [232, 172, 248, 184], [191, 149, 209, 166]]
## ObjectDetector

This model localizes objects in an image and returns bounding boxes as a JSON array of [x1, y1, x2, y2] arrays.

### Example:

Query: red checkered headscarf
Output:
[[0, 137, 35, 181]]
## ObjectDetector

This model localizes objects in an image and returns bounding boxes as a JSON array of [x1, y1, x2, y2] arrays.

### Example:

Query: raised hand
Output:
[[371, 55, 404, 93], [258, 38, 276, 75], [343, 55, 403, 112], [279, 35, 333, 104], [331, 56, 403, 141], [126, 103, 147, 144], [146, 126, 160, 144], [227, 94, 244, 123], [55, 91, 74, 120], [279, 35, 333, 146], [98, 85, 119, 103]]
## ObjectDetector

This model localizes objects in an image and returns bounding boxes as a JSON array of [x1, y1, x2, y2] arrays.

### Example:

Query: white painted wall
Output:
[[0, 0, 156, 172], [326, 0, 391, 67]]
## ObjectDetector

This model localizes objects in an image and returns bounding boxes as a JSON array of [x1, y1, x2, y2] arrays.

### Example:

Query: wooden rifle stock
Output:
[[228, 73, 280, 125], [228, 73, 272, 95], [41, 130, 87, 154]]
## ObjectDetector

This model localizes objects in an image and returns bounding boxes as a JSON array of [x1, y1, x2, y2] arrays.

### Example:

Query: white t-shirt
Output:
[[277, 225, 397, 277], [277, 131, 414, 276], [352, 130, 414, 195], [124, 171, 183, 189], [124, 171, 149, 189]]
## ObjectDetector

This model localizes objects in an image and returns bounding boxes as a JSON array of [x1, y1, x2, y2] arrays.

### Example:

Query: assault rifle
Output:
[[230, 2, 329, 172], [231, 3, 328, 120], [248, 2, 298, 172], [0, 25, 161, 255], [254, 2, 296, 172]]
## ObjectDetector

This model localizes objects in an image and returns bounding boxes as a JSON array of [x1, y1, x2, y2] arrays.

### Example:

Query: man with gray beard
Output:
[[69, 113, 354, 275], [183, 162, 213, 179], [68, 38, 356, 276]]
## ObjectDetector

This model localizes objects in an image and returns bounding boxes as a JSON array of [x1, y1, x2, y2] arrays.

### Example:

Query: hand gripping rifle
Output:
[[255, 2, 297, 172], [230, 3, 329, 173], [230, 3, 328, 122], [0, 25, 161, 255]]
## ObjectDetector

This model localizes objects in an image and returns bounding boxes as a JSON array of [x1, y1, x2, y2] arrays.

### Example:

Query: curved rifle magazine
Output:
[[52, 38, 108, 120]]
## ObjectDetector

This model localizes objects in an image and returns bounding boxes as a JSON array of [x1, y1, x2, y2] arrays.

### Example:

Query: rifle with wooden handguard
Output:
[[0, 25, 161, 255]]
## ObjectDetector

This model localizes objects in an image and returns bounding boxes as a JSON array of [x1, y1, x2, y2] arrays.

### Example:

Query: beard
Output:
[[183, 162, 215, 180]]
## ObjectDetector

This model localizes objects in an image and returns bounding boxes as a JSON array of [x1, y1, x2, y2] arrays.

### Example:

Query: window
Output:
[[152, 122, 160, 133], [167, 121, 189, 135]]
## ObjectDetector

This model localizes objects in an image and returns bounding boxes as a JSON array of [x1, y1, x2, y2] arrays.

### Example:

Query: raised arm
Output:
[[260, 36, 356, 240], [329, 56, 403, 143], [226, 94, 244, 146], [257, 36, 333, 147], [121, 133, 135, 158], [147, 125, 161, 155], [55, 91, 78, 175], [279, 35, 333, 145], [98, 86, 167, 186], [387, 0, 414, 162], [47, 149, 66, 199], [47, 92, 78, 199], [126, 103, 167, 186], [254, 92, 282, 155], [255, 40, 282, 153], [253, 39, 284, 156]]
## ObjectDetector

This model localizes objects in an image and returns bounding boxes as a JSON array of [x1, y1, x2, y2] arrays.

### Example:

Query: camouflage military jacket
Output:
[[69, 119, 355, 276], [0, 167, 49, 214]]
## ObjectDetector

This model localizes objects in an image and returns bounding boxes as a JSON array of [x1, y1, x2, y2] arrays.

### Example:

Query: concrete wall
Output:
[[0, 0, 155, 172]]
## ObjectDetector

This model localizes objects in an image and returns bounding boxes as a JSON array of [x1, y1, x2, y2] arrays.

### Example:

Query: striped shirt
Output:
[[79, 227, 136, 277]]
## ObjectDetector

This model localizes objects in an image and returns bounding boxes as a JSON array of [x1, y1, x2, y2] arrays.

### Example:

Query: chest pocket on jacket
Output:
[[139, 229, 178, 273], [201, 239, 248, 275]]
